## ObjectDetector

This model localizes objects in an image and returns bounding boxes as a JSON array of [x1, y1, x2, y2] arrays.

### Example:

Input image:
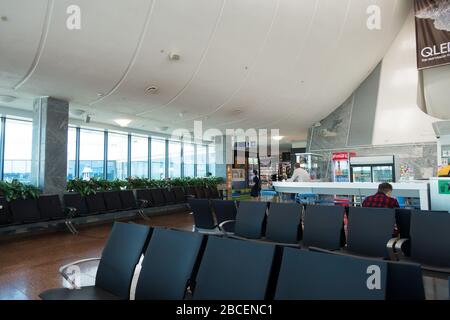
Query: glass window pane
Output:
[[208, 145, 216, 176], [197, 145, 207, 177], [4, 119, 32, 183], [107, 132, 128, 180], [131, 135, 148, 178], [67, 127, 76, 180], [79, 129, 104, 180], [183, 143, 195, 178], [151, 139, 166, 179], [168, 141, 181, 178]]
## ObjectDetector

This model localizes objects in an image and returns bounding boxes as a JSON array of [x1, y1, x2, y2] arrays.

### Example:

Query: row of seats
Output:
[[189, 200, 450, 273], [40, 222, 427, 300], [0, 186, 222, 231]]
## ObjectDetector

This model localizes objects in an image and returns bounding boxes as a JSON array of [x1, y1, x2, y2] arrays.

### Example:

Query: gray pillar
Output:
[[32, 97, 69, 194]]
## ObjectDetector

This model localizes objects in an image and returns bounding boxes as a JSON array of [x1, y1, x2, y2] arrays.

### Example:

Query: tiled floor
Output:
[[0, 211, 194, 300]]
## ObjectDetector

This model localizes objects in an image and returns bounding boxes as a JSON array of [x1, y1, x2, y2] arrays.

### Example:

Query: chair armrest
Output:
[[136, 199, 148, 209], [59, 257, 101, 289], [387, 237, 399, 261], [394, 238, 410, 258], [65, 207, 77, 218], [218, 220, 236, 236]]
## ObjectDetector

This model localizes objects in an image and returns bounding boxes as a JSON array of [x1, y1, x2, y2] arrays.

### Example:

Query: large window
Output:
[[151, 138, 166, 179], [183, 143, 195, 178], [79, 129, 104, 180], [208, 145, 216, 176], [3, 119, 32, 183], [107, 132, 128, 180], [197, 145, 207, 177], [168, 141, 181, 178], [131, 135, 148, 178], [67, 127, 77, 180]]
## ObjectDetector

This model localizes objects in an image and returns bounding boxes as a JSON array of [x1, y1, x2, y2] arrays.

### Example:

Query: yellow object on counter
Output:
[[438, 165, 450, 177]]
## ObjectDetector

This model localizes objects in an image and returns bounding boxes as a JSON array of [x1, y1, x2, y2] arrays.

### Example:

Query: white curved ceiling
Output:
[[0, 0, 411, 141]]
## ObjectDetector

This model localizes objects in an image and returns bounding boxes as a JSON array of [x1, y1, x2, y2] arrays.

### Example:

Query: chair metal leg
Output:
[[137, 209, 150, 221]]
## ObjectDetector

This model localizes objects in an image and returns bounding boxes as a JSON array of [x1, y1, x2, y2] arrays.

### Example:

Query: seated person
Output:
[[287, 163, 311, 182], [362, 182, 399, 208], [362, 182, 400, 237]]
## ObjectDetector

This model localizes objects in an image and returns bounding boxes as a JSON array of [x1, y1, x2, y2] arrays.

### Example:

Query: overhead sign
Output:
[[414, 0, 450, 70]]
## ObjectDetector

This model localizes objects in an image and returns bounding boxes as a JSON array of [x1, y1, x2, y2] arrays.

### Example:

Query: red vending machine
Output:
[[332, 152, 356, 182]]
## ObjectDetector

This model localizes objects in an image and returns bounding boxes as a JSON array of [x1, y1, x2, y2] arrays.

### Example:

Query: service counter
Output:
[[272, 181, 430, 210]]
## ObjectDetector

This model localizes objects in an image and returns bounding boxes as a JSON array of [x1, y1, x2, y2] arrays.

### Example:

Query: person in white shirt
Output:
[[287, 163, 311, 182]]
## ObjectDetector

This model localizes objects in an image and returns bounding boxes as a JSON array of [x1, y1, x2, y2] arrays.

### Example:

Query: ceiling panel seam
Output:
[[253, 0, 320, 131], [298, 0, 352, 111], [136, 0, 227, 116], [12, 0, 55, 90], [89, 0, 156, 106], [173, 0, 282, 125]]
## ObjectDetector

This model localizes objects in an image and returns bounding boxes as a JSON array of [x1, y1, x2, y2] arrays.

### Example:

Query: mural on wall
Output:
[[415, 0, 450, 69]]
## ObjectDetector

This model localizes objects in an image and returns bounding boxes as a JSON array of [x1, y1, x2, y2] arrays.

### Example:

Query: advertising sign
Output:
[[414, 0, 450, 69]]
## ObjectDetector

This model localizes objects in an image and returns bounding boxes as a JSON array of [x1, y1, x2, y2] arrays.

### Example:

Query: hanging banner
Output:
[[414, 0, 450, 70]]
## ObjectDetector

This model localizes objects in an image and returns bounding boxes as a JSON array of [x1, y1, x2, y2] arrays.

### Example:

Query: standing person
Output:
[[250, 170, 261, 199], [362, 182, 399, 208], [288, 163, 311, 182]]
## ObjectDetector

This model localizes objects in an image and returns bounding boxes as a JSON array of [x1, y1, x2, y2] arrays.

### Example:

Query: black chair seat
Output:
[[211, 200, 237, 233], [39, 286, 122, 300], [136, 189, 152, 207], [103, 191, 123, 211], [193, 236, 276, 300], [233, 201, 268, 239], [38, 195, 66, 220], [10, 198, 41, 224], [347, 207, 396, 258], [135, 228, 204, 300], [302, 205, 345, 251], [85, 193, 107, 214], [275, 248, 388, 300], [0, 197, 12, 225], [150, 189, 166, 207], [172, 187, 186, 204], [188, 198, 216, 230], [162, 188, 176, 205], [63, 193, 89, 216], [120, 190, 137, 210], [265, 202, 302, 244]]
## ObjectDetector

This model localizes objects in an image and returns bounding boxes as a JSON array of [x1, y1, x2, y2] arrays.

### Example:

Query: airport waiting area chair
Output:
[[211, 199, 237, 233], [302, 205, 345, 251], [188, 198, 217, 232], [344, 207, 397, 259], [135, 227, 205, 300], [39, 222, 150, 300], [274, 248, 388, 300], [218, 201, 268, 239], [308, 246, 425, 300], [395, 210, 450, 274], [264, 202, 302, 245], [191, 236, 276, 300]]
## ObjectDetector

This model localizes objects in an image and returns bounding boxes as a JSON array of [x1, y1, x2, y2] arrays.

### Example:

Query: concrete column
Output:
[[31, 97, 69, 194]]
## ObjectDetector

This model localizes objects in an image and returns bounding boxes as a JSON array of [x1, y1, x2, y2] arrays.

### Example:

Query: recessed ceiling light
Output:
[[69, 109, 85, 117], [97, 93, 104, 97], [146, 86, 158, 94], [168, 52, 180, 60], [273, 135, 284, 141], [0, 95, 16, 103], [114, 119, 132, 127]]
